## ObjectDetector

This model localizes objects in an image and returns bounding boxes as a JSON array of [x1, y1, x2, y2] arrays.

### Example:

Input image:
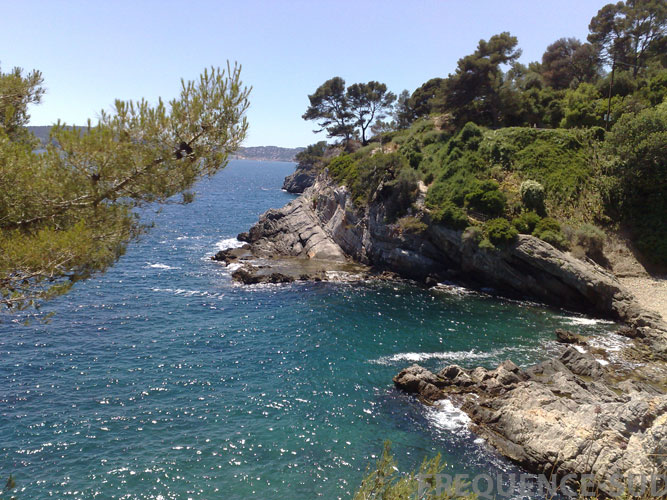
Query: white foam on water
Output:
[[574, 345, 587, 354], [227, 263, 243, 272], [432, 283, 475, 296], [324, 270, 368, 282], [151, 288, 224, 299], [370, 349, 504, 365], [558, 315, 615, 326], [425, 399, 471, 433], [175, 235, 205, 241], [146, 263, 179, 270], [588, 335, 626, 352], [215, 238, 246, 251]]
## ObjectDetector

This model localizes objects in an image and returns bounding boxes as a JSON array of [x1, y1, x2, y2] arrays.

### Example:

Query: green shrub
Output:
[[462, 226, 483, 244], [353, 442, 475, 500], [520, 180, 545, 214], [422, 130, 448, 145], [411, 118, 435, 135], [327, 154, 357, 185], [431, 202, 468, 230], [464, 180, 506, 216], [485, 218, 518, 246], [458, 122, 483, 146], [533, 217, 561, 235], [294, 141, 328, 168], [479, 238, 495, 250], [380, 132, 396, 144], [571, 223, 606, 262], [538, 229, 570, 250], [405, 150, 423, 168], [532, 217, 569, 250], [384, 167, 419, 221], [396, 216, 428, 234], [512, 211, 541, 234]]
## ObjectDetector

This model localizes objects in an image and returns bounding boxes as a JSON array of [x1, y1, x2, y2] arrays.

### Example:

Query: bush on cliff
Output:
[[533, 217, 569, 250], [431, 202, 468, 230], [384, 167, 420, 221], [602, 102, 667, 267], [485, 218, 518, 246], [519, 180, 545, 214], [512, 211, 541, 234], [464, 180, 506, 216]]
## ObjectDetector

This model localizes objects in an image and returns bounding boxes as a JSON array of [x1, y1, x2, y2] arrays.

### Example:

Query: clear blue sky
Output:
[[1, 0, 606, 147]]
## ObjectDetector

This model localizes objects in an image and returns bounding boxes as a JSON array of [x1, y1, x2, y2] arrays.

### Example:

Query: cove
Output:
[[0, 160, 619, 499]]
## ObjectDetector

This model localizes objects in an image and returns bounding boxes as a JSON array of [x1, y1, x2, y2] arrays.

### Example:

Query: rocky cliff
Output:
[[236, 172, 660, 327], [282, 164, 317, 193]]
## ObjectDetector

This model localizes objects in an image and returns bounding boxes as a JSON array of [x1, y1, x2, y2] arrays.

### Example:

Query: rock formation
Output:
[[393, 344, 667, 497]]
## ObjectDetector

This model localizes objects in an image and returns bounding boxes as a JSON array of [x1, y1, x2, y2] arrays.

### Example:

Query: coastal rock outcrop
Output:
[[393, 346, 667, 497], [239, 173, 661, 333], [282, 166, 317, 193]]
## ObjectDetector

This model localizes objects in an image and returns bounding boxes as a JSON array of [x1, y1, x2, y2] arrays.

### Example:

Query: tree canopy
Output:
[[588, 0, 667, 76], [302, 77, 354, 143], [541, 37, 600, 89], [346, 81, 396, 145], [303, 77, 396, 145], [0, 63, 250, 312]]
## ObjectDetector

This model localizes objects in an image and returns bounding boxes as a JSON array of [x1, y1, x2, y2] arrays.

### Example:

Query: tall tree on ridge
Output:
[[302, 77, 355, 144], [541, 37, 600, 89], [443, 32, 522, 126], [346, 81, 396, 145], [588, 0, 666, 77]]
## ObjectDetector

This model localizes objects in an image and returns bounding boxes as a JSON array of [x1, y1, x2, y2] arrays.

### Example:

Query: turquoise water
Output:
[[0, 160, 617, 499]]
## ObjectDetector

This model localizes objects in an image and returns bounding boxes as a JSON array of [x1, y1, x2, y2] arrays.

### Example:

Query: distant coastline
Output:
[[27, 126, 303, 163], [231, 145, 304, 162]]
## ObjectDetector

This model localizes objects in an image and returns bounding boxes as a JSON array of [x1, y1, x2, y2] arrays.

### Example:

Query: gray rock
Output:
[[394, 357, 667, 497], [283, 169, 316, 193], [555, 328, 588, 344]]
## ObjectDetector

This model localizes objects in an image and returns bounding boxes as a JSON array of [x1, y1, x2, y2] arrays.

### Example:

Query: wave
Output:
[[370, 348, 509, 365], [431, 282, 476, 296], [151, 288, 224, 299], [175, 235, 205, 241], [215, 238, 246, 251], [146, 263, 179, 270], [557, 315, 615, 326], [424, 399, 471, 433]]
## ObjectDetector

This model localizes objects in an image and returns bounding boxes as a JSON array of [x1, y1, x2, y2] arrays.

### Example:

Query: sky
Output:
[[1, 0, 607, 148]]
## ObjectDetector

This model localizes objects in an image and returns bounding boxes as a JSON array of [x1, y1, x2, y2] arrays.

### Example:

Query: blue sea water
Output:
[[0, 160, 619, 499]]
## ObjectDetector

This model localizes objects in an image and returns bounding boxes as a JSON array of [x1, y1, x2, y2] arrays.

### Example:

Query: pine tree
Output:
[[0, 63, 250, 312]]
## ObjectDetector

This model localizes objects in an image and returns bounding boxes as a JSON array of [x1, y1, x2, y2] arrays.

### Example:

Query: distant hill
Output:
[[233, 146, 304, 162], [28, 126, 303, 162], [27, 125, 73, 143]]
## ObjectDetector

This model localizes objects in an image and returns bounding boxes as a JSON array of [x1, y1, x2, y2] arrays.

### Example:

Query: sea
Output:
[[0, 160, 620, 499]]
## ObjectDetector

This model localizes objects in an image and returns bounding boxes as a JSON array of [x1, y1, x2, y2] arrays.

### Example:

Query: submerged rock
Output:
[[555, 328, 589, 345]]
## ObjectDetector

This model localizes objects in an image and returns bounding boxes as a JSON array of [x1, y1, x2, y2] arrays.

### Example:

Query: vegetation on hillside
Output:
[[300, 0, 666, 267]]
